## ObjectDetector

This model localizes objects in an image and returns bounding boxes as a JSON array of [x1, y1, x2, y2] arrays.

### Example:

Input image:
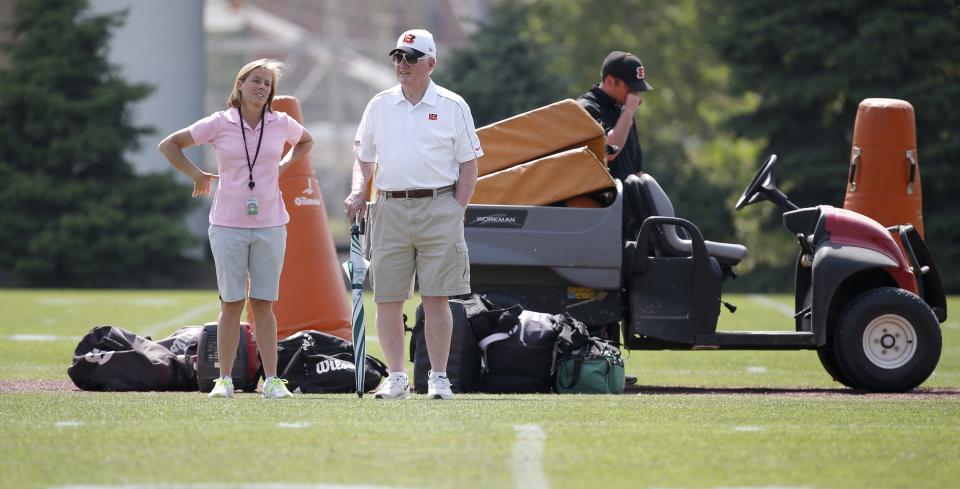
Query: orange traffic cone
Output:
[[254, 95, 351, 340], [843, 98, 924, 242]]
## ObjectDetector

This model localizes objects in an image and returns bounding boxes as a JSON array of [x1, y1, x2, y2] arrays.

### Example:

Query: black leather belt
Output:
[[382, 184, 456, 199]]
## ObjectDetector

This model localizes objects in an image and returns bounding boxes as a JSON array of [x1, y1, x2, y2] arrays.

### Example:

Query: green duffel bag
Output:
[[555, 341, 625, 394]]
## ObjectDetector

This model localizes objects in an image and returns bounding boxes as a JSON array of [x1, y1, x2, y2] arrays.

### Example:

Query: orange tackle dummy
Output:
[[253, 96, 351, 340], [843, 98, 924, 240]]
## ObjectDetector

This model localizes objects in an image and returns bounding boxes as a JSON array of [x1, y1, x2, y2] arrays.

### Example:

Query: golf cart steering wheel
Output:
[[735, 154, 778, 211]]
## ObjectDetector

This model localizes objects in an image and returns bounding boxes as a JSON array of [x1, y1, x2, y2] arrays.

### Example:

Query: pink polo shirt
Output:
[[189, 108, 304, 228]]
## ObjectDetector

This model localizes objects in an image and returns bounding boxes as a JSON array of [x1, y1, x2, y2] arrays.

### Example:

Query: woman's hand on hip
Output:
[[192, 172, 219, 198]]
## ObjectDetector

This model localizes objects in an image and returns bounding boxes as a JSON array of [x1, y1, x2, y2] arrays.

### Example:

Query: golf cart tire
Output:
[[832, 287, 941, 392], [816, 346, 859, 389]]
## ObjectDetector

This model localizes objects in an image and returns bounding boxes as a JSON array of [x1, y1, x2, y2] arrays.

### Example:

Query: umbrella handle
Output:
[[353, 216, 366, 235]]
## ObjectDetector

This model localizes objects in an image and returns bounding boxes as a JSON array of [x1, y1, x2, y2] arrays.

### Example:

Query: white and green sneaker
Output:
[[262, 377, 294, 399], [373, 375, 410, 400], [208, 377, 234, 398]]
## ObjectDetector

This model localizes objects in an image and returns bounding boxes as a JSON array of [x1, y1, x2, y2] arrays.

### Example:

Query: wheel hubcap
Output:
[[862, 314, 916, 369]]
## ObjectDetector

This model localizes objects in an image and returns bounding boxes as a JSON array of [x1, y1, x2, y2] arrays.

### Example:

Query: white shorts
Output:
[[208, 225, 287, 302]]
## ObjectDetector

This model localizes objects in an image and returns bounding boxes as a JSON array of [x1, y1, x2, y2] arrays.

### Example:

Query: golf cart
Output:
[[464, 154, 947, 392]]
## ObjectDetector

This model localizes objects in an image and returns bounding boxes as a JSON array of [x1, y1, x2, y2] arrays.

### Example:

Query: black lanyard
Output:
[[238, 106, 265, 191]]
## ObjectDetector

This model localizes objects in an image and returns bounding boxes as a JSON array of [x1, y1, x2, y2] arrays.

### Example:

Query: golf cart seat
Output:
[[624, 174, 748, 267], [623, 173, 744, 345]]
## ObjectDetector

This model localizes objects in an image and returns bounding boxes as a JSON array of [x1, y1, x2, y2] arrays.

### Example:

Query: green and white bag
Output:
[[553, 313, 626, 394], [555, 339, 625, 394]]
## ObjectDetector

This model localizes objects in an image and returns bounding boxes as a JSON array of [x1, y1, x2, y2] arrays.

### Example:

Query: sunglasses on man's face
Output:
[[391, 53, 425, 65]]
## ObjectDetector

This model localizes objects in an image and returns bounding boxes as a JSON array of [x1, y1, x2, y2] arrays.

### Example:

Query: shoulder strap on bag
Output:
[[558, 356, 584, 390], [476, 307, 522, 351]]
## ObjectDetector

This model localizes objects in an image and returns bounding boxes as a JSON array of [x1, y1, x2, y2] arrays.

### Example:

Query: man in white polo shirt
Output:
[[344, 28, 482, 400]]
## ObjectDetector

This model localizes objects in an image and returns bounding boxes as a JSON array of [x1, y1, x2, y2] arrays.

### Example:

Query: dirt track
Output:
[[2, 379, 959, 399], [627, 384, 960, 399]]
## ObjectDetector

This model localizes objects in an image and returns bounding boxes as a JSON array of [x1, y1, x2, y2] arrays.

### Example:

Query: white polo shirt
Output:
[[354, 80, 483, 190]]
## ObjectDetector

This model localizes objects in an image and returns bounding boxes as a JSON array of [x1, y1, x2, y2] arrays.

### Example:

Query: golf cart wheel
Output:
[[806, 289, 857, 387], [832, 287, 941, 392], [816, 345, 859, 389]]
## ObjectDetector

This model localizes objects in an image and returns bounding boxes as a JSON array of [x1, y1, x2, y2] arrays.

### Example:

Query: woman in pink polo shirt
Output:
[[158, 59, 313, 399]]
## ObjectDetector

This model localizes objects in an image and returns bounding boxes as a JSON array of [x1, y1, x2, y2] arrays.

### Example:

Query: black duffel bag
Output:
[[409, 295, 486, 394], [474, 306, 560, 394], [68, 325, 198, 391], [278, 330, 388, 394]]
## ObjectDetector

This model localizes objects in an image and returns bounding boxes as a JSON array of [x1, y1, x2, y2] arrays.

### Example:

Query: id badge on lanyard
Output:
[[239, 106, 265, 217]]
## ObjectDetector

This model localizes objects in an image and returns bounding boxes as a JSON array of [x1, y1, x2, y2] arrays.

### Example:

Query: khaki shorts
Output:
[[369, 192, 470, 302], [208, 225, 287, 302]]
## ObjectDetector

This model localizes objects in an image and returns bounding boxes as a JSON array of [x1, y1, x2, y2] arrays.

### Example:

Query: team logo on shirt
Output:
[[428, 113, 438, 121], [403, 34, 416, 44]]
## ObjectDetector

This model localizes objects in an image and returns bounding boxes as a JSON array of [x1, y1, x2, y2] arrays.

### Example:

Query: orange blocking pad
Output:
[[267, 96, 352, 340], [471, 147, 615, 206], [476, 99, 605, 177], [843, 98, 924, 237]]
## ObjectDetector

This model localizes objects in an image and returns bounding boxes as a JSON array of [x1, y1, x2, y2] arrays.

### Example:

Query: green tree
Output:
[[434, 2, 571, 127], [524, 0, 763, 247], [705, 0, 960, 291], [0, 0, 195, 286], [440, 0, 770, 287]]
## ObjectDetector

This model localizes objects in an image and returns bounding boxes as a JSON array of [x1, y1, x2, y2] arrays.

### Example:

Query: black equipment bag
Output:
[[409, 296, 484, 394], [474, 306, 561, 394], [156, 325, 202, 357], [277, 330, 388, 394], [68, 325, 199, 391]]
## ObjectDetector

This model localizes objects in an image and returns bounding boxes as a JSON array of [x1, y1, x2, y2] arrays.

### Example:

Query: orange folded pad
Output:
[[471, 147, 614, 206], [476, 99, 605, 177]]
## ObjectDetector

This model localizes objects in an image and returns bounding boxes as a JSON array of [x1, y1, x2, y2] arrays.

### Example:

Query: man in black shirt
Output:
[[577, 51, 652, 180], [577, 52, 652, 368]]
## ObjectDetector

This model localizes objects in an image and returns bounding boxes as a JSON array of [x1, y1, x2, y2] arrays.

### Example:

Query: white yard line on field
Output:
[[37, 297, 92, 306], [512, 424, 549, 489], [276, 422, 310, 429], [140, 302, 221, 337], [747, 294, 794, 317], [7, 334, 78, 342]]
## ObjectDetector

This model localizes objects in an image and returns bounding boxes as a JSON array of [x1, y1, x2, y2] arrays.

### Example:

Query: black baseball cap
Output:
[[602, 51, 652, 92]]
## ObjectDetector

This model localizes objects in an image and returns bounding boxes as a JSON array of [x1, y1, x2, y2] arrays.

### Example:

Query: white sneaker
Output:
[[208, 377, 234, 398], [262, 377, 294, 399], [427, 375, 454, 400], [373, 376, 410, 399]]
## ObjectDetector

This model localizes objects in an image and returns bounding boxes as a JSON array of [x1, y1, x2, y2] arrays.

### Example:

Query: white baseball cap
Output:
[[390, 29, 437, 59]]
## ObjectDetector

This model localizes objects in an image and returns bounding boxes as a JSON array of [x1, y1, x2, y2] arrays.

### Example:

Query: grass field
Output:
[[1, 289, 958, 489]]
